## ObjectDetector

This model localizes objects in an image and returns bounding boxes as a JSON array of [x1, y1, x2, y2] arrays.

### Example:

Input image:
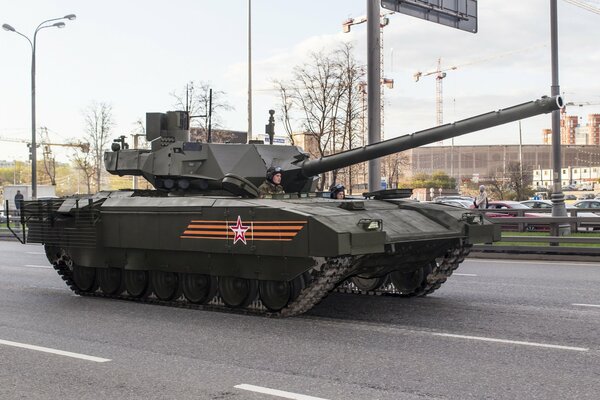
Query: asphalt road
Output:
[[0, 241, 598, 400]]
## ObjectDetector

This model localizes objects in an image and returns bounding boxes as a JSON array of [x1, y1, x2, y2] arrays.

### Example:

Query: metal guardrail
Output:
[[472, 209, 600, 259], [480, 208, 600, 233]]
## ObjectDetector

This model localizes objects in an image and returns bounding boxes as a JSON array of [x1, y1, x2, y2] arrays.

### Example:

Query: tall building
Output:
[[561, 114, 578, 145], [589, 114, 600, 145], [544, 112, 600, 145]]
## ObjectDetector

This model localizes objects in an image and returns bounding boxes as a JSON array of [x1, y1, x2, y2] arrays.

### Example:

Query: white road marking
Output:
[[453, 273, 477, 277], [23, 265, 53, 269], [309, 318, 591, 354], [430, 332, 589, 352], [465, 259, 600, 267], [0, 339, 111, 362], [235, 384, 329, 400], [26, 252, 45, 255], [573, 303, 600, 308]]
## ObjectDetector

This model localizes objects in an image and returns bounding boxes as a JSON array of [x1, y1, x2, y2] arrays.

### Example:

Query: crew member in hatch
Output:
[[258, 166, 285, 198], [329, 183, 346, 199]]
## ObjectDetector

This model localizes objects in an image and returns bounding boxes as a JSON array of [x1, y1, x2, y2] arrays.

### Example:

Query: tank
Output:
[[19, 95, 562, 316]]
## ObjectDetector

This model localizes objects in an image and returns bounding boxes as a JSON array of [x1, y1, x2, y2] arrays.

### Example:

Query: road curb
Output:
[[469, 250, 599, 263]]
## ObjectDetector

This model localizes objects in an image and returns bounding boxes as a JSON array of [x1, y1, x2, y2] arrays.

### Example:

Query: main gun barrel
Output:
[[300, 95, 563, 178]]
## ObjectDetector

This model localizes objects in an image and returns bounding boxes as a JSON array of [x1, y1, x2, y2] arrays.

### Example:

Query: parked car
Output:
[[573, 200, 600, 211], [577, 193, 596, 200], [565, 194, 577, 201], [478, 201, 547, 232], [520, 200, 553, 209], [435, 199, 473, 208], [0, 211, 6, 224]]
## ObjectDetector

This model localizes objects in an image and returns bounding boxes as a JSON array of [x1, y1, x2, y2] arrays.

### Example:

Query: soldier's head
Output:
[[266, 166, 283, 185], [329, 183, 345, 199]]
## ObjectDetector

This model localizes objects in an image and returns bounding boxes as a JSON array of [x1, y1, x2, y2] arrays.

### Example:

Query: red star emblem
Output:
[[230, 216, 250, 245]]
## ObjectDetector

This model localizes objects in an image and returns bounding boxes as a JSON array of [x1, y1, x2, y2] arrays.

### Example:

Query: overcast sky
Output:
[[2, 0, 600, 162]]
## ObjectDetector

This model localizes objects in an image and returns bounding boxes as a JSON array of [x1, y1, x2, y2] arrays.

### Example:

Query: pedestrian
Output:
[[329, 183, 346, 199], [258, 166, 285, 198], [14, 190, 24, 216], [474, 185, 488, 209]]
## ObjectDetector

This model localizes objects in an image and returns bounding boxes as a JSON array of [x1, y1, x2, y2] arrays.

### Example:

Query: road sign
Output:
[[381, 0, 478, 33]]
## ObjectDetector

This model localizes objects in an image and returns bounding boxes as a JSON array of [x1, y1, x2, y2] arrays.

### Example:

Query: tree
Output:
[[275, 43, 365, 191], [82, 101, 114, 192], [71, 151, 95, 194], [410, 171, 456, 189], [382, 153, 410, 189], [171, 81, 233, 141], [506, 161, 534, 201], [484, 174, 509, 201]]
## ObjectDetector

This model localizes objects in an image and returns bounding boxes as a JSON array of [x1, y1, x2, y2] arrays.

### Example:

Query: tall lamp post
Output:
[[3, 14, 76, 199]]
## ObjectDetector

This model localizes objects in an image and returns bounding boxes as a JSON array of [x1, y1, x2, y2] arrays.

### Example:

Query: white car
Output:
[[520, 200, 553, 209]]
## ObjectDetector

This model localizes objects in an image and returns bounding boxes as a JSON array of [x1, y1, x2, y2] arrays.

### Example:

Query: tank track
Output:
[[335, 241, 472, 297], [48, 242, 470, 317], [50, 250, 356, 318]]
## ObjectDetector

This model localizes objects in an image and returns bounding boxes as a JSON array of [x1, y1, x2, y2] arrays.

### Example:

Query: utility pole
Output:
[[550, 0, 570, 235], [247, 0, 253, 142], [367, 0, 381, 192]]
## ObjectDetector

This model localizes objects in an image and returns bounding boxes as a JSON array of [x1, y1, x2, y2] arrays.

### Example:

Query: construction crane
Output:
[[414, 45, 548, 128], [562, 0, 600, 15], [0, 134, 90, 153], [1, 133, 90, 185]]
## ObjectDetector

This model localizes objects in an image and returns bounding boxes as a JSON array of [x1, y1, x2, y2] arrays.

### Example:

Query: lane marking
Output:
[[235, 384, 329, 400], [573, 303, 600, 308], [307, 318, 591, 354], [465, 259, 600, 267], [23, 265, 53, 269], [26, 252, 45, 255], [453, 273, 477, 277], [430, 332, 589, 352], [0, 339, 111, 362]]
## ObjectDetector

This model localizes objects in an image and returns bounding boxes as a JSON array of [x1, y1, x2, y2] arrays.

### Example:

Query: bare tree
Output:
[[382, 153, 410, 189], [71, 151, 95, 194], [275, 44, 365, 191], [485, 174, 508, 201], [274, 80, 296, 145], [506, 161, 534, 200], [171, 81, 233, 141], [83, 101, 114, 192]]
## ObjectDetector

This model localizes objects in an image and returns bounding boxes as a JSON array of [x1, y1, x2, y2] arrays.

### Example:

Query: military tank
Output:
[[19, 95, 562, 316]]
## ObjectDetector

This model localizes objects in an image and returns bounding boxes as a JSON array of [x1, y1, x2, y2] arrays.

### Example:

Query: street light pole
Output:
[[549, 0, 569, 235], [367, 0, 381, 192], [3, 14, 76, 199], [247, 0, 253, 142]]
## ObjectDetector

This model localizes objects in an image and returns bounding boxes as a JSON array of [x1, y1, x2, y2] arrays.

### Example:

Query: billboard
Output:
[[381, 0, 478, 33]]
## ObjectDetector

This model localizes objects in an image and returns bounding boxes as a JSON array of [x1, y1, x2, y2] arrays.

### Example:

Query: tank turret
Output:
[[105, 95, 563, 196]]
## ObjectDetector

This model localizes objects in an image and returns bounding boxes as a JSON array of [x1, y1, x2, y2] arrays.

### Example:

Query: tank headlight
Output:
[[358, 218, 382, 231], [462, 213, 482, 224]]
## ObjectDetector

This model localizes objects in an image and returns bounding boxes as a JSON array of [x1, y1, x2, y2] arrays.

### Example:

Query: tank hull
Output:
[[23, 192, 497, 316]]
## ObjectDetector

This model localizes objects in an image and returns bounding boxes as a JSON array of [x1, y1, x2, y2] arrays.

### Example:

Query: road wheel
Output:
[[259, 276, 303, 312], [351, 275, 388, 292], [124, 270, 151, 298], [390, 261, 434, 296], [181, 273, 218, 304], [72, 265, 97, 292], [151, 271, 181, 301], [98, 267, 124, 295], [218, 277, 258, 308]]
